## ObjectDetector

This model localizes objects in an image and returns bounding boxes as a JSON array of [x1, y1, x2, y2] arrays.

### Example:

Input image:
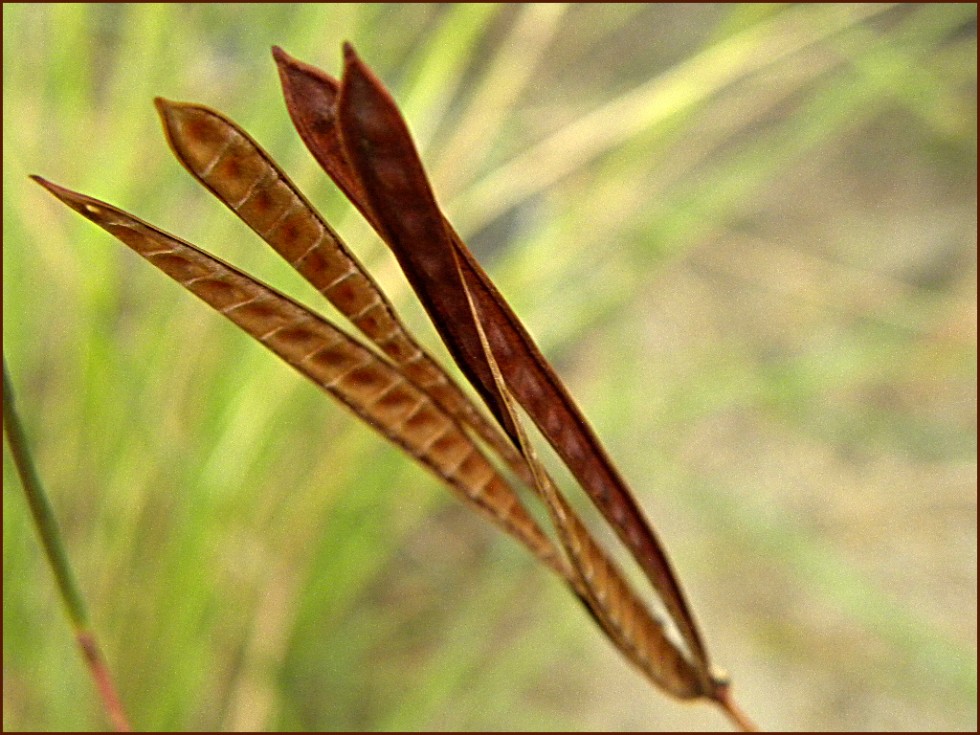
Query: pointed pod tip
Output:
[[339, 41, 380, 95], [153, 97, 200, 127], [153, 97, 183, 134], [29, 174, 64, 198], [152, 98, 213, 139], [28, 175, 90, 215], [30, 174, 69, 204], [341, 42, 369, 76]]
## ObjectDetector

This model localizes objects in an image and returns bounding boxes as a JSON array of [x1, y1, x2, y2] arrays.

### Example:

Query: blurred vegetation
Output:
[[3, 4, 976, 731]]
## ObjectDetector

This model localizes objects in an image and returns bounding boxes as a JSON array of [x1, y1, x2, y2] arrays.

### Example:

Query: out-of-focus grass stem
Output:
[[2, 354, 132, 732]]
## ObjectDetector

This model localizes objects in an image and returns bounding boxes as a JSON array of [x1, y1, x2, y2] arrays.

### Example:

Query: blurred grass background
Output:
[[3, 3, 976, 730]]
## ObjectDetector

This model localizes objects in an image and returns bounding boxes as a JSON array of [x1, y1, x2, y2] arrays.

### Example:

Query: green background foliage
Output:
[[4, 4, 976, 730]]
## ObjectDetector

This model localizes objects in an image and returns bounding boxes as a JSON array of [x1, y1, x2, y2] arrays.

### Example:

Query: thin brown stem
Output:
[[715, 683, 759, 732]]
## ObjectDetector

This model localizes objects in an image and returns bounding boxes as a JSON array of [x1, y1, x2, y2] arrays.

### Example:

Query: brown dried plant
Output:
[[32, 43, 756, 731]]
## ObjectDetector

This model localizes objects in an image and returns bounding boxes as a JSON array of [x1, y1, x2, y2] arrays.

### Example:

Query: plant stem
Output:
[[714, 683, 759, 732], [3, 354, 132, 732]]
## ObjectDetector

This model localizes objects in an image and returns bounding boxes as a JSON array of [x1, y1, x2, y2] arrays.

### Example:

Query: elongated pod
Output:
[[31, 175, 569, 581], [152, 98, 532, 486]]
